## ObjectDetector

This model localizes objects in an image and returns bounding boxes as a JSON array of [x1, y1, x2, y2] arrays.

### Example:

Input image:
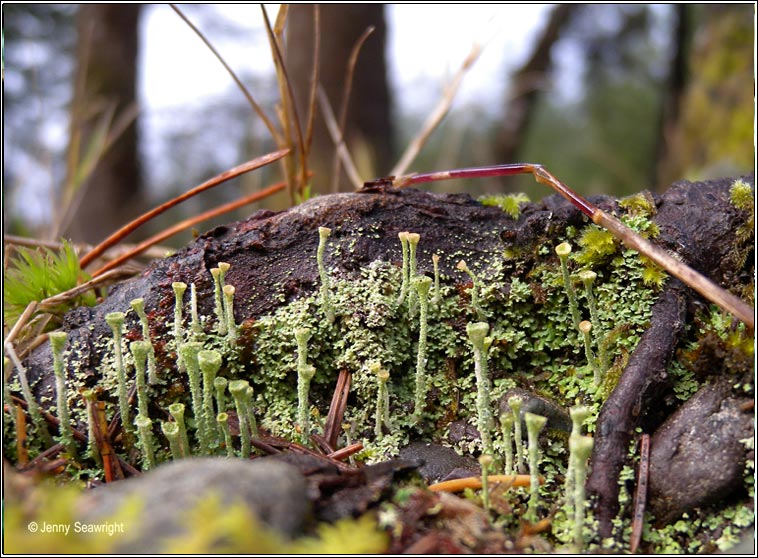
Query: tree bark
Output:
[[64, 5, 142, 244]]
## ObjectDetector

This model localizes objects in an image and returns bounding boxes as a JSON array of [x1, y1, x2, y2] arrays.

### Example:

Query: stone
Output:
[[498, 388, 572, 433], [77, 457, 310, 552], [398, 441, 479, 482], [648, 380, 753, 524]]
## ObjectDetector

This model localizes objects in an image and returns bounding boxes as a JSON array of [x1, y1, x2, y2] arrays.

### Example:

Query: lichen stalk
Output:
[[579, 270, 609, 374], [297, 365, 316, 444], [295, 327, 312, 371], [500, 412, 515, 475], [578, 320, 601, 384], [189, 283, 203, 337], [168, 403, 190, 457], [217, 412, 234, 457], [456, 260, 485, 320], [244, 385, 259, 439], [214, 377, 228, 415], [230, 380, 252, 457], [130, 340, 150, 419], [564, 405, 592, 516], [467, 321, 494, 456], [5, 349, 50, 445], [373, 364, 391, 439], [81, 389, 101, 466], [525, 412, 548, 521], [407, 233, 421, 317], [294, 326, 316, 442], [479, 454, 493, 511], [198, 349, 222, 445], [106, 312, 132, 439], [396, 231, 410, 307], [50, 331, 77, 457], [130, 298, 159, 385], [3, 358, 18, 439], [161, 421, 184, 460], [210, 267, 227, 335], [556, 242, 580, 330], [172, 282, 187, 368], [178, 342, 209, 453], [569, 434, 594, 551], [317, 227, 335, 323], [222, 285, 238, 344], [431, 253, 441, 305], [508, 395, 525, 473], [134, 414, 155, 470], [412, 276, 433, 421]]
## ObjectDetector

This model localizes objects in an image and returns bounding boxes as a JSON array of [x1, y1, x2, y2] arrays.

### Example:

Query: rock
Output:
[[398, 441, 479, 482], [77, 457, 310, 552], [446, 420, 481, 446], [648, 380, 753, 524], [498, 388, 572, 433]]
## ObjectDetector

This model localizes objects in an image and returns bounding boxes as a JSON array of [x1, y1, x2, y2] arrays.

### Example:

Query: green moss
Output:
[[479, 192, 531, 219], [3, 239, 96, 330], [574, 226, 618, 266], [618, 191, 656, 217], [730, 179, 754, 213]]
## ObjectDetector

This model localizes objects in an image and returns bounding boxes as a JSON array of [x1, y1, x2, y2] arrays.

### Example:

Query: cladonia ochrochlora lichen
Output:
[[7, 203, 735, 553]]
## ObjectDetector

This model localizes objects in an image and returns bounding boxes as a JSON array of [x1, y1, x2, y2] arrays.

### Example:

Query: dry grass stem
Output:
[[262, 5, 309, 202], [170, 4, 281, 143], [390, 42, 483, 178], [318, 86, 363, 189], [331, 25, 375, 193], [304, 6, 321, 153], [428, 474, 540, 493]]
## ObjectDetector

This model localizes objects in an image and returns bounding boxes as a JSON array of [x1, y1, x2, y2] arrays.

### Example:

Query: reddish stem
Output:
[[91, 181, 286, 277], [393, 163, 596, 217], [630, 433, 650, 554], [79, 149, 288, 269]]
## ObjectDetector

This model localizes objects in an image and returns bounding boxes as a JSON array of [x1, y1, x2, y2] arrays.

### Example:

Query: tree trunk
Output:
[[64, 5, 142, 244], [654, 4, 754, 187], [287, 5, 393, 193], [497, 4, 578, 163]]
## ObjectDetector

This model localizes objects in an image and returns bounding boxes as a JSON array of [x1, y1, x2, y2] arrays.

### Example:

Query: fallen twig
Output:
[[390, 42, 483, 177], [429, 474, 538, 493], [630, 433, 650, 554], [323, 368, 352, 448]]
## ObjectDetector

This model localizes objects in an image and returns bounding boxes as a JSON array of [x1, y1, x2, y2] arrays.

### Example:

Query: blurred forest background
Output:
[[3, 4, 754, 248]]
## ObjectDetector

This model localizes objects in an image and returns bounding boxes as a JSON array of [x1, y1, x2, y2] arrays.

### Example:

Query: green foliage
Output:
[[730, 179, 754, 245], [640, 257, 667, 289], [479, 193, 531, 219], [290, 513, 388, 554], [618, 192, 656, 217], [3, 239, 95, 328], [163, 497, 387, 554], [3, 482, 142, 554], [730, 179, 754, 212], [574, 226, 618, 266]]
